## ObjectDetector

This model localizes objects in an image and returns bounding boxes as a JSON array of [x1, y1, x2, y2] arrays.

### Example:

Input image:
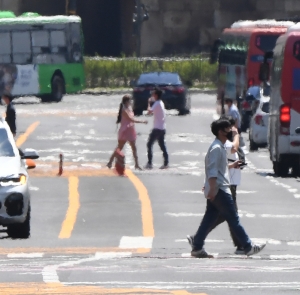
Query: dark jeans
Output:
[[193, 189, 251, 252], [147, 129, 169, 165], [208, 185, 242, 248]]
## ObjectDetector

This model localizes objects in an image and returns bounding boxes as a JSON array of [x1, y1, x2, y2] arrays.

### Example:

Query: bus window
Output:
[[255, 35, 280, 52], [50, 31, 67, 63], [293, 41, 300, 61], [12, 31, 31, 64], [32, 31, 50, 53], [0, 32, 11, 63]]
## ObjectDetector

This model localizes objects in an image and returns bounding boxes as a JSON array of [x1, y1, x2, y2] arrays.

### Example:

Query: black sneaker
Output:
[[191, 248, 210, 258], [234, 247, 245, 255], [186, 235, 194, 249]]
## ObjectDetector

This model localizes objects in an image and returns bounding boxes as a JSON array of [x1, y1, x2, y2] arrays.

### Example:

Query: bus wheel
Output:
[[51, 76, 65, 102]]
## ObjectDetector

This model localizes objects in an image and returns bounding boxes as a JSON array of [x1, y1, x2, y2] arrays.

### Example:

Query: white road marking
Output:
[[287, 241, 300, 246], [180, 190, 203, 194], [29, 186, 39, 191], [119, 236, 153, 249], [175, 239, 224, 243], [261, 214, 300, 218], [7, 253, 44, 258], [165, 212, 204, 217], [171, 150, 200, 156], [42, 252, 132, 284], [237, 191, 257, 194], [62, 281, 300, 289]]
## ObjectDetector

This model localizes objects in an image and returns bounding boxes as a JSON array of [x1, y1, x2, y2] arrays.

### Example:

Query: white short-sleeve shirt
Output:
[[151, 100, 166, 130], [224, 140, 241, 186]]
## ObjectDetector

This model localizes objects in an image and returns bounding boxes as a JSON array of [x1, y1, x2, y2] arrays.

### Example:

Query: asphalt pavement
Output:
[[0, 92, 300, 295]]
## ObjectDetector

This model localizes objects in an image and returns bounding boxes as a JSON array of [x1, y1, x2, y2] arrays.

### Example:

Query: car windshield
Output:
[[137, 72, 182, 86], [262, 102, 269, 113], [0, 128, 15, 157]]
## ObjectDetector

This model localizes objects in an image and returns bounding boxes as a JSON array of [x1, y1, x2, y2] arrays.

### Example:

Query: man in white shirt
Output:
[[145, 88, 169, 169]]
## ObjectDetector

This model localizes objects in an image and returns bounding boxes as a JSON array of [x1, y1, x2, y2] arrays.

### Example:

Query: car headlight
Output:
[[0, 174, 27, 187]]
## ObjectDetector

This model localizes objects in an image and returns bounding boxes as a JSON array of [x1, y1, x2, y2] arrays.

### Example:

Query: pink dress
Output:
[[118, 106, 137, 142]]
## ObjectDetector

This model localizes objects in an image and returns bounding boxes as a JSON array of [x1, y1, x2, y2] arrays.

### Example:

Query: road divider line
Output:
[[59, 176, 80, 239], [16, 121, 40, 147], [126, 169, 154, 238]]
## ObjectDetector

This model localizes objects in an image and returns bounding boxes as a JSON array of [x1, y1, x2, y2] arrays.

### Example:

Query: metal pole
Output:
[[136, 0, 142, 57], [65, 0, 69, 15]]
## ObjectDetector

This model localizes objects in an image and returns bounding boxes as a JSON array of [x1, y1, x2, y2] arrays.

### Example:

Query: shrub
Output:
[[84, 56, 218, 88]]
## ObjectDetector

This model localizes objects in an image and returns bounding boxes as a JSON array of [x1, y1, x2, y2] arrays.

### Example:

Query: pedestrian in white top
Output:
[[145, 87, 169, 169]]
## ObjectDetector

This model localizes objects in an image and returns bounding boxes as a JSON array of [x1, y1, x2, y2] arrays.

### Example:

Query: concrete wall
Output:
[[140, 0, 300, 56], [0, 0, 21, 15]]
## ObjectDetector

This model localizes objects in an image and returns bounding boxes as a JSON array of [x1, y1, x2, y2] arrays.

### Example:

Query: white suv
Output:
[[0, 118, 39, 238]]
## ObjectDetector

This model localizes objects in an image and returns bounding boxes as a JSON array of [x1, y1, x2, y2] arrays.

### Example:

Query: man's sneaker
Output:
[[246, 243, 266, 256], [234, 247, 245, 255], [191, 248, 210, 258], [187, 235, 194, 249], [159, 164, 169, 169], [144, 163, 153, 169]]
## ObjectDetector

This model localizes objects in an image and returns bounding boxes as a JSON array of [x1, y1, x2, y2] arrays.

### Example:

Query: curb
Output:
[[81, 88, 216, 96]]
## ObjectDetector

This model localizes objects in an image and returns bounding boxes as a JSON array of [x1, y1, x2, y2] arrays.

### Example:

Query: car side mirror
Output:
[[129, 79, 136, 88], [21, 148, 39, 160], [295, 127, 300, 134]]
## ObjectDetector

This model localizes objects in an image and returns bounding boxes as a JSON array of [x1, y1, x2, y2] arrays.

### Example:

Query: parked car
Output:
[[131, 72, 191, 116], [249, 96, 270, 151], [0, 118, 39, 238]]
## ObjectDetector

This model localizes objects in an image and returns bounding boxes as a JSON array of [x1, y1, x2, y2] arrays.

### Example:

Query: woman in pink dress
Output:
[[107, 95, 147, 170]]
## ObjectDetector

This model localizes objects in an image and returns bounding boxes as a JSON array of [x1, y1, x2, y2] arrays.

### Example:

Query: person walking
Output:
[[107, 94, 147, 170], [2, 93, 16, 137], [225, 98, 246, 161], [205, 116, 245, 255], [187, 117, 266, 258], [145, 88, 169, 169]]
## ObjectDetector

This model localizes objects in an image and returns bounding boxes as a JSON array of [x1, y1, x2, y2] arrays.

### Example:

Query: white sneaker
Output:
[[246, 243, 266, 256], [144, 163, 153, 169]]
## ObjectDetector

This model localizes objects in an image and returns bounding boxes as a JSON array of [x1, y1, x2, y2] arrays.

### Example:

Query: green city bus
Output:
[[0, 11, 85, 102]]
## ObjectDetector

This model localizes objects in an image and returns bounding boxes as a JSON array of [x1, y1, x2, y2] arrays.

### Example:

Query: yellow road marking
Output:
[[0, 283, 208, 295], [16, 121, 40, 147], [59, 176, 80, 239], [126, 169, 154, 238]]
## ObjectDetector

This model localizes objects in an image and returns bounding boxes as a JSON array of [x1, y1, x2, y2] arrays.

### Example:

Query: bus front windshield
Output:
[[255, 35, 281, 52]]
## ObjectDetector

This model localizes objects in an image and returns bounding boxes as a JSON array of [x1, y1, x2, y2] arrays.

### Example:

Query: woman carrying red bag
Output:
[[107, 94, 147, 170]]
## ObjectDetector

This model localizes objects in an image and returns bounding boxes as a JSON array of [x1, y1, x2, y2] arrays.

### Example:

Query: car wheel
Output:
[[51, 75, 65, 102], [273, 161, 289, 177], [249, 138, 258, 151], [133, 108, 143, 116], [7, 206, 31, 239]]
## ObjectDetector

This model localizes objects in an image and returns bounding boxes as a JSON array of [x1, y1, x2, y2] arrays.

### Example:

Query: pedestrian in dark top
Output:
[[187, 118, 266, 258], [3, 93, 16, 137], [145, 87, 169, 169]]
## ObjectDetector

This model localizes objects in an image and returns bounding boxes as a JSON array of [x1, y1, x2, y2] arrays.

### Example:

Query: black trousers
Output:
[[147, 129, 169, 165], [207, 185, 242, 248]]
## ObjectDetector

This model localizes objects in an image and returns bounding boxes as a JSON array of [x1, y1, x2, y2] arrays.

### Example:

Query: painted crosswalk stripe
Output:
[[7, 253, 44, 258], [119, 236, 153, 249]]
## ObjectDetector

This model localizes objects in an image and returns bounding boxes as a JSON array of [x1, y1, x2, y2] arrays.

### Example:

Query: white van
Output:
[[268, 24, 300, 176]]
